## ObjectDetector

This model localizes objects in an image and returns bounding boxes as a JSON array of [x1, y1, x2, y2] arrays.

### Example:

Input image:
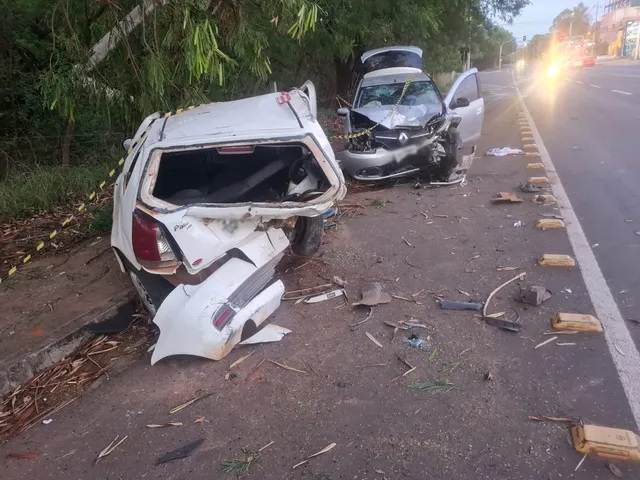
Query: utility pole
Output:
[[498, 39, 516, 71], [593, 2, 600, 56]]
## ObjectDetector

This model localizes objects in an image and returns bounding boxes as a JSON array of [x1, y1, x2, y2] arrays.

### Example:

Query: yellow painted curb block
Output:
[[552, 313, 602, 332], [528, 176, 549, 185], [571, 425, 640, 461], [535, 218, 565, 229], [523, 144, 538, 150], [527, 163, 545, 169], [525, 152, 541, 158], [538, 254, 576, 267], [521, 131, 533, 136], [532, 194, 556, 205]]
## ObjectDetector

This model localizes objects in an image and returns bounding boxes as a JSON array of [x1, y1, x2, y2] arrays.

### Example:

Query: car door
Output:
[[443, 68, 484, 146]]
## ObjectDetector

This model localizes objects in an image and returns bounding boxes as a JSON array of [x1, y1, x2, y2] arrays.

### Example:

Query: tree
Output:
[[550, 3, 591, 37]]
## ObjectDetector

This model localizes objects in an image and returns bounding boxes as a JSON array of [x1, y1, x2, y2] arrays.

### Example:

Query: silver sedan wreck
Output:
[[337, 46, 485, 183], [110, 83, 346, 364]]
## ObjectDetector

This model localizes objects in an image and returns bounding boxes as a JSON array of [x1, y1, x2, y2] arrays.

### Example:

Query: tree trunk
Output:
[[61, 118, 75, 168]]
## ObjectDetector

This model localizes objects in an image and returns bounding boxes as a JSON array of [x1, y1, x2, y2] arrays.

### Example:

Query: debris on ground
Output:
[[304, 289, 346, 304], [485, 147, 525, 157], [528, 415, 574, 423], [551, 313, 603, 333], [408, 381, 456, 392], [393, 354, 417, 381], [518, 285, 552, 306], [170, 392, 214, 414], [333, 276, 347, 287], [239, 325, 291, 345], [439, 299, 483, 311], [484, 316, 522, 332], [352, 283, 392, 306], [229, 351, 256, 368], [535, 218, 566, 229], [6, 452, 38, 461], [482, 272, 526, 318], [365, 332, 384, 348], [95, 435, 128, 464], [146, 422, 183, 428], [497, 266, 523, 271], [349, 308, 374, 330], [608, 462, 624, 478], [292, 442, 337, 469], [492, 192, 523, 203], [538, 254, 576, 267], [520, 182, 542, 193], [156, 438, 205, 465], [268, 359, 308, 374], [532, 194, 557, 205], [513, 220, 524, 228], [282, 284, 333, 301], [571, 424, 640, 462], [404, 333, 429, 350], [484, 372, 493, 381], [534, 336, 557, 349], [220, 448, 263, 474]]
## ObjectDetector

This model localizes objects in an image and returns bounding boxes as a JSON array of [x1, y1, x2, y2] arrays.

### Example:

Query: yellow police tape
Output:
[[0, 113, 162, 283], [329, 75, 414, 142]]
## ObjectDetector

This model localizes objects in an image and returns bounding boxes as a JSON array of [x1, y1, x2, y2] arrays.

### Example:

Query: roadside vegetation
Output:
[[1, 0, 526, 222]]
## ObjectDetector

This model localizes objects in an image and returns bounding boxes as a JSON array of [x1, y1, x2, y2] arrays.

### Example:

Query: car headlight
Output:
[[547, 61, 560, 78]]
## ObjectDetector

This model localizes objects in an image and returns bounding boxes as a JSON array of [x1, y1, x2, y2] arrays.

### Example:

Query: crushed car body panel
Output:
[[150, 229, 289, 364]]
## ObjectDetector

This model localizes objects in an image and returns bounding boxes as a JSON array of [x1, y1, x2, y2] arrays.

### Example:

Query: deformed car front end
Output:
[[111, 84, 346, 364]]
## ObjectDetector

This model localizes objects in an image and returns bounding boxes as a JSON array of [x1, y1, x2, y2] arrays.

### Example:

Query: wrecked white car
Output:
[[337, 46, 484, 183], [111, 83, 346, 364]]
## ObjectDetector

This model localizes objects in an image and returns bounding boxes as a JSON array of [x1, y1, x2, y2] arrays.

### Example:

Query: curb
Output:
[[0, 293, 136, 398]]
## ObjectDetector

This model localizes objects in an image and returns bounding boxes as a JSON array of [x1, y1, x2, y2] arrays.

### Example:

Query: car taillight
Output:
[[213, 307, 236, 330], [132, 210, 177, 266]]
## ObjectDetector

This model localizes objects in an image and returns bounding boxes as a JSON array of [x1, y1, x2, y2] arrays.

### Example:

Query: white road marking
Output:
[[517, 88, 640, 431], [612, 89, 633, 95], [590, 84, 601, 88]]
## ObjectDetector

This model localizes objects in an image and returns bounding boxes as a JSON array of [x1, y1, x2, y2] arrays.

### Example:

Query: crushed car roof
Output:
[[146, 90, 317, 146]]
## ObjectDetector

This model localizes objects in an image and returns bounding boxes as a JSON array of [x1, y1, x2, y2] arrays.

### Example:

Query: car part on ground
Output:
[[336, 47, 484, 184], [111, 82, 346, 363]]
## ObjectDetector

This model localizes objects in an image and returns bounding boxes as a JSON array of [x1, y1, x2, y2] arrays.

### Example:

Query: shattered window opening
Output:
[[152, 143, 330, 206], [355, 81, 441, 109]]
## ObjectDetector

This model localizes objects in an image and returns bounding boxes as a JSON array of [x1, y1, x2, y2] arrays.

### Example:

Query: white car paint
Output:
[[443, 68, 485, 147]]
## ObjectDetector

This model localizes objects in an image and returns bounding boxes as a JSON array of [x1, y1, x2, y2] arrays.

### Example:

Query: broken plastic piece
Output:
[[404, 334, 428, 350], [485, 147, 525, 157], [439, 300, 483, 311], [532, 194, 557, 205], [552, 313, 603, 333], [239, 324, 291, 345], [538, 254, 576, 267], [520, 182, 542, 193], [304, 289, 345, 304], [484, 316, 522, 332], [156, 438, 205, 465], [571, 425, 640, 462], [535, 218, 566, 229], [353, 283, 392, 306], [518, 285, 552, 306], [492, 192, 523, 203]]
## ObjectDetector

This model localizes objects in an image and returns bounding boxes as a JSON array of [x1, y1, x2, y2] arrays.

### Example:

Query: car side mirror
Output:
[[123, 138, 133, 151], [451, 97, 470, 109], [336, 107, 349, 117]]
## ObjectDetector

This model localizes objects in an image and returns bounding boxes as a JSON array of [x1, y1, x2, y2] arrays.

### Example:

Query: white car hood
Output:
[[352, 105, 442, 129]]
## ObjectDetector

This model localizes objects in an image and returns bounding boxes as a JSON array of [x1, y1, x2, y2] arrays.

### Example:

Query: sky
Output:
[[501, 0, 601, 42]]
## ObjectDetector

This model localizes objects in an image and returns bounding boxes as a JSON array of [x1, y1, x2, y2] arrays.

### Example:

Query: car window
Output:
[[356, 81, 441, 108], [454, 74, 479, 103]]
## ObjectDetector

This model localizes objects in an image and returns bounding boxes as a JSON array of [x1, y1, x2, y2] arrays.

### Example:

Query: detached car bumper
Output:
[[337, 142, 429, 180]]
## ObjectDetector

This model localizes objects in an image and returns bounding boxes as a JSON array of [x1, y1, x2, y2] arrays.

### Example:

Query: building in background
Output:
[[599, 0, 640, 56]]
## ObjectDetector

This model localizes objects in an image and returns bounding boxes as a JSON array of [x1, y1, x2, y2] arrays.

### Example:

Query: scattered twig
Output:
[[349, 308, 373, 330], [169, 392, 214, 414], [483, 272, 527, 318], [409, 381, 456, 392], [95, 435, 128, 464], [356, 363, 388, 368], [292, 442, 336, 469], [401, 237, 413, 247], [534, 337, 557, 349], [267, 359, 308, 374], [259, 441, 274, 452], [365, 332, 383, 348], [229, 351, 255, 369], [574, 454, 587, 472], [528, 416, 574, 423]]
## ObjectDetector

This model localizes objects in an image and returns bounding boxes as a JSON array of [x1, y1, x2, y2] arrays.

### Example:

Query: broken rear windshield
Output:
[[355, 81, 441, 108]]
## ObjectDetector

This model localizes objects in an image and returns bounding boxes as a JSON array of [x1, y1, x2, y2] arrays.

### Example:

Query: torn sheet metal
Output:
[[304, 289, 345, 304], [150, 230, 288, 364]]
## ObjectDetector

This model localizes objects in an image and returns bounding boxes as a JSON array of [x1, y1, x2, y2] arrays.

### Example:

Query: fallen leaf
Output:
[[292, 442, 336, 469]]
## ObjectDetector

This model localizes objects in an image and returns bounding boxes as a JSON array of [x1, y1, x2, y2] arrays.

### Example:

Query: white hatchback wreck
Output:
[[111, 83, 346, 364]]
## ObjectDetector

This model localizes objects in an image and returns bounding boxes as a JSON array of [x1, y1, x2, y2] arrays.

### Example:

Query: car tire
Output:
[[432, 127, 461, 180], [291, 216, 324, 257], [123, 259, 174, 316]]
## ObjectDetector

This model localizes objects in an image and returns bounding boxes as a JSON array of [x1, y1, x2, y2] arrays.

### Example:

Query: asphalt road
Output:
[[483, 62, 640, 352]]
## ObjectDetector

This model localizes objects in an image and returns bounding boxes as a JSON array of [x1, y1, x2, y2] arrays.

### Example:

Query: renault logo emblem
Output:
[[398, 132, 409, 144]]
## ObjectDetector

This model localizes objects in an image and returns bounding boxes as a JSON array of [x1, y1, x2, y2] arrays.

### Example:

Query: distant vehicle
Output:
[[562, 40, 596, 68]]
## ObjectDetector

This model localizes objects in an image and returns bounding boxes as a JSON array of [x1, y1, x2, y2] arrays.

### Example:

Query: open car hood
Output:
[[351, 105, 443, 129]]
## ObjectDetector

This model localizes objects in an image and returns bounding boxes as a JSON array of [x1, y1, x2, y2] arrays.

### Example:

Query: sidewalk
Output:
[[1, 88, 639, 479]]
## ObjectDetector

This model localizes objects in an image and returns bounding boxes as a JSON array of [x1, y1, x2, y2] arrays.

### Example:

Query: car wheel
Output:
[[124, 260, 175, 316], [432, 127, 461, 180], [291, 216, 324, 256]]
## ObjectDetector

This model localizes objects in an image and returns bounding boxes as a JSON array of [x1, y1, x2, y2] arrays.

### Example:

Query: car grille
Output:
[[373, 129, 429, 150]]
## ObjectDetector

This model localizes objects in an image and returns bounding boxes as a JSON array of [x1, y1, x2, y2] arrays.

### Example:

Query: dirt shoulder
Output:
[[1, 87, 638, 479]]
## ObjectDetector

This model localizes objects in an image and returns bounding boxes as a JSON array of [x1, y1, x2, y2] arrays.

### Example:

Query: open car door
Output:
[[443, 68, 484, 147]]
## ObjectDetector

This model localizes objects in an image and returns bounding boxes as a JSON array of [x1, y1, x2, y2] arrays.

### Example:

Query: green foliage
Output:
[[0, 163, 111, 222], [551, 3, 591, 37], [90, 205, 113, 233]]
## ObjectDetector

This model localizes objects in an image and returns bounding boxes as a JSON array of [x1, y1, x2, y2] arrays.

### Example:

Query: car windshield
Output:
[[355, 81, 441, 108]]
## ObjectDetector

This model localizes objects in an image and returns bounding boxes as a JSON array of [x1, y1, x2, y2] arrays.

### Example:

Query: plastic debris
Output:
[[520, 182, 542, 193], [42, 419, 52, 425], [518, 285, 552, 306], [404, 334, 428, 350], [492, 192, 523, 203], [304, 289, 345, 304], [485, 147, 525, 157], [513, 220, 523, 228], [156, 438, 205, 465], [239, 325, 291, 345], [439, 300, 483, 311], [352, 283, 392, 306], [484, 316, 522, 332]]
